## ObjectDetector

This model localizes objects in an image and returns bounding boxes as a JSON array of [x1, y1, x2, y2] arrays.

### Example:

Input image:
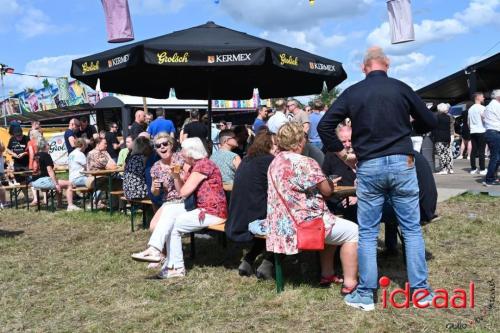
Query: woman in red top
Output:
[[131, 137, 227, 279], [27, 130, 42, 170]]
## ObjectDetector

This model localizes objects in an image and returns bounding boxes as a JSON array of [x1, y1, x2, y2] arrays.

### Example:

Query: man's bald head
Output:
[[361, 46, 390, 75], [135, 110, 145, 123]]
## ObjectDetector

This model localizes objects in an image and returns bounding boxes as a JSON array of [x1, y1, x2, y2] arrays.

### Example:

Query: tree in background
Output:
[[309, 84, 341, 108]]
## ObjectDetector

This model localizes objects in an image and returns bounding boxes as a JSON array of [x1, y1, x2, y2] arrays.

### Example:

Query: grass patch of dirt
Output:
[[0, 194, 498, 332]]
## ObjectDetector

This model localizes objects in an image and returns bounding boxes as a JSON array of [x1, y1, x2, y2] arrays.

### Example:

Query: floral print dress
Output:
[[265, 151, 335, 255], [149, 153, 184, 203]]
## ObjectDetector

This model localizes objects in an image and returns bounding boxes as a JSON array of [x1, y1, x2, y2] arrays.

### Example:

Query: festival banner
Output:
[[0, 98, 21, 115], [212, 88, 269, 110], [47, 134, 68, 165]]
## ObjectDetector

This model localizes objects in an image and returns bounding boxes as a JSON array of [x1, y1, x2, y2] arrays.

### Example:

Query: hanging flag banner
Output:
[[101, 0, 135, 43], [387, 0, 415, 44], [57, 77, 70, 101]]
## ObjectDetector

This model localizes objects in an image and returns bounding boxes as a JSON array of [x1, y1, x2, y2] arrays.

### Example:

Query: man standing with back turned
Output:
[[318, 47, 437, 311]]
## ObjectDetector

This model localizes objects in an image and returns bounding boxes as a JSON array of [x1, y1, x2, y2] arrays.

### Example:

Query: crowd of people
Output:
[[0, 45, 498, 312]]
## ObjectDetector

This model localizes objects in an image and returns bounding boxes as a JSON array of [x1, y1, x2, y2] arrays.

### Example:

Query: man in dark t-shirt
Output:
[[105, 122, 121, 161], [77, 117, 98, 154], [6, 127, 29, 170], [130, 110, 147, 139], [181, 109, 208, 142], [64, 118, 80, 154]]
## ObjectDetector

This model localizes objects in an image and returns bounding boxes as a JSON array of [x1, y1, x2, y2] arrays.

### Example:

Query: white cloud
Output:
[[0, 0, 67, 38], [15, 7, 58, 38], [0, 0, 22, 32], [454, 0, 500, 27], [260, 27, 347, 53], [219, 0, 374, 30], [366, 0, 499, 54], [129, 0, 186, 15], [2, 55, 82, 94], [390, 52, 434, 74]]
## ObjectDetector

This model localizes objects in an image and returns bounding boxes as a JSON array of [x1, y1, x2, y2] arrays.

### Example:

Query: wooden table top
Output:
[[333, 185, 356, 197], [12, 170, 33, 175], [82, 168, 124, 176]]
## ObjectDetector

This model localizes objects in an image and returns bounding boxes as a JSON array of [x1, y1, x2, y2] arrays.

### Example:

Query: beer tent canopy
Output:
[[71, 21, 347, 100], [417, 52, 500, 104]]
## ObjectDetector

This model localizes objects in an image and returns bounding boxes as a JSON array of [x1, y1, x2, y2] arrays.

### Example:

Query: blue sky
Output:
[[1, 0, 499, 98]]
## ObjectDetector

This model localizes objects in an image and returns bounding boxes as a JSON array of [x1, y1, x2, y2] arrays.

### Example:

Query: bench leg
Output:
[[142, 203, 147, 229], [26, 184, 29, 211], [50, 190, 55, 212], [14, 189, 19, 209], [82, 192, 86, 211], [9, 189, 13, 208], [36, 190, 41, 212], [190, 232, 196, 260], [274, 253, 284, 293], [130, 204, 135, 232]]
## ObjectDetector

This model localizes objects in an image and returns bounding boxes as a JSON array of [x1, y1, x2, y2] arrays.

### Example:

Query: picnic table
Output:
[[82, 167, 124, 214], [10, 170, 33, 210]]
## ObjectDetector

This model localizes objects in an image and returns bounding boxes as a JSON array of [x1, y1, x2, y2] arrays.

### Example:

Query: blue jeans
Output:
[[485, 130, 500, 184], [356, 155, 429, 296], [309, 141, 323, 150]]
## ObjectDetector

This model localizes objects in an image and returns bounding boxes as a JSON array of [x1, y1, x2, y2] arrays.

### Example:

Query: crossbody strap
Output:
[[269, 167, 299, 228]]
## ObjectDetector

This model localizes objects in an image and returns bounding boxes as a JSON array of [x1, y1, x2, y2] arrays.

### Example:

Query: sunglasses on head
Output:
[[155, 142, 170, 149]]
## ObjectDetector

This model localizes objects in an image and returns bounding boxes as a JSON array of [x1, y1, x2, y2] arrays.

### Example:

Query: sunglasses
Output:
[[154, 142, 171, 149]]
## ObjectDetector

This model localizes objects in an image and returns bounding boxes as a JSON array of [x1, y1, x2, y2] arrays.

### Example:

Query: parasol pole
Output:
[[207, 85, 212, 143], [142, 96, 148, 113], [1, 72, 6, 127]]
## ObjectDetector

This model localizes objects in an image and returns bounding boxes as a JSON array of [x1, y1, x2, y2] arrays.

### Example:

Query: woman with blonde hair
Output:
[[266, 122, 359, 293], [131, 137, 227, 279]]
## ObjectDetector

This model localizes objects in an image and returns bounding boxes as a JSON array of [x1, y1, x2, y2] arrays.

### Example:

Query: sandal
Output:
[[131, 247, 162, 263], [341, 283, 358, 296], [319, 274, 344, 286]]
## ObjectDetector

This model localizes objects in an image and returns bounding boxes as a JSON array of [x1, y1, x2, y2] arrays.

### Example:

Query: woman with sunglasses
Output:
[[148, 133, 184, 230]]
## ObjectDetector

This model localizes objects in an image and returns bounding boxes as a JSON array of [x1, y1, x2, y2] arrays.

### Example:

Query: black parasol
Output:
[[71, 21, 347, 136]]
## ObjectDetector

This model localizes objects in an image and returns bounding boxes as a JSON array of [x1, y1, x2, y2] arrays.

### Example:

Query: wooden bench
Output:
[[3, 184, 30, 210], [73, 187, 92, 211], [121, 197, 154, 232], [34, 188, 57, 212]]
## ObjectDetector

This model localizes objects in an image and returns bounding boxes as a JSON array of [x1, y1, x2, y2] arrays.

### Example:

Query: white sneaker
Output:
[[470, 169, 479, 175], [436, 170, 448, 175], [479, 169, 487, 175], [67, 205, 82, 212], [448, 169, 454, 174]]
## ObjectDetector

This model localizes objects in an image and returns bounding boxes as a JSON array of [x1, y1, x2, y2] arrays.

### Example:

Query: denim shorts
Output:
[[71, 176, 88, 187], [31, 177, 56, 189]]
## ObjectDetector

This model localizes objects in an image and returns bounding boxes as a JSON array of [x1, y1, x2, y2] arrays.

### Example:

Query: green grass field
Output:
[[0, 194, 498, 332]]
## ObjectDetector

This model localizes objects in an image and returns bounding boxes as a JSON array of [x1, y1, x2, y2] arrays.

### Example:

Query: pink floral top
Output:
[[265, 151, 335, 254], [190, 158, 227, 219], [150, 152, 184, 203]]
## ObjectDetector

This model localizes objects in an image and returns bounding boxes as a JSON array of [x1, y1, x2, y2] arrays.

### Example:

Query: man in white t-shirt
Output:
[[267, 99, 289, 134], [68, 139, 89, 188], [468, 92, 487, 174]]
